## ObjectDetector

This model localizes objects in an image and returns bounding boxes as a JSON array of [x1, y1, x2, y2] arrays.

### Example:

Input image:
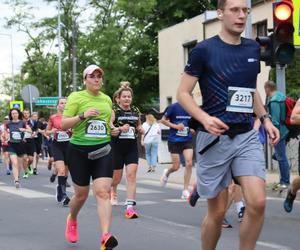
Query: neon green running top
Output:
[[63, 90, 112, 145]]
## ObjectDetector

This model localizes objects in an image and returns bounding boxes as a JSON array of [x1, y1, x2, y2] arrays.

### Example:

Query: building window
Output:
[[167, 97, 172, 106], [183, 40, 197, 65], [255, 20, 268, 37]]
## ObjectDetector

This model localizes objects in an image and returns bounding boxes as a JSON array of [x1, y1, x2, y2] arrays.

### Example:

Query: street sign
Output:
[[9, 101, 24, 111], [293, 0, 300, 46], [21, 84, 39, 103], [35, 97, 59, 106]]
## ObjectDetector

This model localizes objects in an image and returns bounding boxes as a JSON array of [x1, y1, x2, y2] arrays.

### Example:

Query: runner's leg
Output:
[[201, 188, 228, 250], [236, 176, 266, 250]]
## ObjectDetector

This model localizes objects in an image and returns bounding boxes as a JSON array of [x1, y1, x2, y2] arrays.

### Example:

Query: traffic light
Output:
[[272, 0, 295, 66], [256, 34, 274, 67], [256, 0, 295, 67]]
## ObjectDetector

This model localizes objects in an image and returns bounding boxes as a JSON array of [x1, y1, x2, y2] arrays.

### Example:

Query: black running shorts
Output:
[[24, 139, 36, 156], [52, 140, 69, 162], [167, 140, 193, 154], [111, 138, 139, 170], [66, 142, 113, 186], [8, 142, 26, 157]]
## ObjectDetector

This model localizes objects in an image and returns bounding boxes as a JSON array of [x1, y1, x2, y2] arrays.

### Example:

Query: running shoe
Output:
[[238, 206, 245, 222], [33, 168, 38, 175], [14, 180, 20, 189], [147, 167, 152, 173], [56, 185, 64, 203], [28, 166, 33, 175], [125, 207, 138, 219], [22, 172, 29, 179], [160, 169, 169, 187], [100, 233, 118, 250], [151, 167, 156, 173], [188, 185, 200, 207], [65, 214, 78, 243], [283, 189, 296, 213], [62, 196, 70, 207], [50, 174, 57, 183], [110, 193, 118, 206], [181, 189, 190, 200], [222, 218, 232, 228]]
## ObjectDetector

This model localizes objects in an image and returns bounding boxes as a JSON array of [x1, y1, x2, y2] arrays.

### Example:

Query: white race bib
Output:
[[119, 126, 135, 139], [56, 131, 70, 142], [24, 131, 32, 139], [226, 86, 255, 113], [85, 120, 107, 138], [11, 132, 22, 141], [176, 126, 189, 137]]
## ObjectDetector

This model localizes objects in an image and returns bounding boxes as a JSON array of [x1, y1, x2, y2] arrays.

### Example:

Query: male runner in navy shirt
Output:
[[160, 102, 194, 199], [177, 0, 279, 249]]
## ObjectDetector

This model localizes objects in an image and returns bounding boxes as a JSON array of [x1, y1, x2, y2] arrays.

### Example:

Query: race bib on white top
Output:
[[24, 131, 32, 139], [11, 131, 22, 141], [176, 126, 189, 137], [56, 131, 70, 142], [226, 86, 255, 113], [119, 126, 135, 139], [85, 120, 107, 138]]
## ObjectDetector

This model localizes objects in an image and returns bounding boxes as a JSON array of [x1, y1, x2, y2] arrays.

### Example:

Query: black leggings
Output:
[[66, 143, 113, 186]]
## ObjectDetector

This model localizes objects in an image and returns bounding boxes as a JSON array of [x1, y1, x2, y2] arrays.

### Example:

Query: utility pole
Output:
[[57, 0, 62, 97], [245, 0, 252, 39], [72, 17, 77, 92]]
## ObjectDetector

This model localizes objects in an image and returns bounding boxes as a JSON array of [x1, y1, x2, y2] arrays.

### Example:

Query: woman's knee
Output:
[[94, 187, 110, 200]]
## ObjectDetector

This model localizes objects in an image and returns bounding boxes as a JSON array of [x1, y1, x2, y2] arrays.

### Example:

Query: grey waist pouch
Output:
[[88, 144, 111, 160]]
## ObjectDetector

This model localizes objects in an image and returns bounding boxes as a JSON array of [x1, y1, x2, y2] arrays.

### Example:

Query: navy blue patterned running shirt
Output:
[[184, 35, 260, 124]]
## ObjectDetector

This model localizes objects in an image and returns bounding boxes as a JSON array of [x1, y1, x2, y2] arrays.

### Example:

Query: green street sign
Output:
[[35, 97, 59, 106]]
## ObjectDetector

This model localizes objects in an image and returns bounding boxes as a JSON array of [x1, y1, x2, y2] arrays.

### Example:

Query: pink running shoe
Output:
[[65, 214, 78, 243], [101, 233, 118, 250], [125, 207, 138, 219]]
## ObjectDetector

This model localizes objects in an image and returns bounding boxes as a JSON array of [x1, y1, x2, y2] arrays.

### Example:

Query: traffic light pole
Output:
[[274, 0, 286, 95], [276, 65, 286, 94]]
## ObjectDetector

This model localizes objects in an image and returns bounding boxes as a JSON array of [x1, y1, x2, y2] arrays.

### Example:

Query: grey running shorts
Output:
[[196, 129, 266, 199]]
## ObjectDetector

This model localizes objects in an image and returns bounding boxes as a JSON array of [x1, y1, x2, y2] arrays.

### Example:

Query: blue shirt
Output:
[[184, 35, 260, 124], [164, 102, 192, 143]]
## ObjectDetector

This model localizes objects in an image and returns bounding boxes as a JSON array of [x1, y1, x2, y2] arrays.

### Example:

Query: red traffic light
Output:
[[274, 1, 293, 21]]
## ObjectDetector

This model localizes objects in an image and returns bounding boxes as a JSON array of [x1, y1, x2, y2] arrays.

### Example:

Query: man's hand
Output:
[[202, 115, 229, 136], [176, 123, 185, 131], [264, 119, 280, 146]]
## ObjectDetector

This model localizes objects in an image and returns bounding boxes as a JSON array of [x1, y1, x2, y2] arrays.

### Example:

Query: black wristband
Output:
[[78, 113, 85, 121], [260, 113, 271, 124]]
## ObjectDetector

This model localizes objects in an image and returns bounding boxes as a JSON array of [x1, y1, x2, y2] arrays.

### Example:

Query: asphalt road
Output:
[[0, 161, 299, 250]]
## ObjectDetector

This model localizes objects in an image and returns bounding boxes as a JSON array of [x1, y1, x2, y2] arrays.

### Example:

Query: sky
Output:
[[0, 0, 57, 79]]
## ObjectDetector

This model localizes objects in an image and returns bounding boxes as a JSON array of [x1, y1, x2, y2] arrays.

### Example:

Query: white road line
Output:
[[141, 214, 197, 230], [257, 241, 292, 250], [266, 196, 300, 203], [137, 179, 186, 190], [0, 182, 52, 198], [117, 184, 163, 194]]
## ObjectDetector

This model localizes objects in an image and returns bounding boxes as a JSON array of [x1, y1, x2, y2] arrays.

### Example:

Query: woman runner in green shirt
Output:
[[62, 65, 118, 250]]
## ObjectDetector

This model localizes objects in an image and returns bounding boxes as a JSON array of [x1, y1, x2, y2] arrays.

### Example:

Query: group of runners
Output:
[[1, 0, 299, 249]]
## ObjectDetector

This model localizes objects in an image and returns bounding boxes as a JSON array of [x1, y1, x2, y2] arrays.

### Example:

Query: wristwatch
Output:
[[259, 113, 271, 124], [78, 113, 85, 121]]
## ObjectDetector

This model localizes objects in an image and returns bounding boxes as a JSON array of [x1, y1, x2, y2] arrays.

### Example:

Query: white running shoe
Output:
[[111, 193, 118, 206], [181, 189, 190, 200], [160, 169, 169, 187]]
